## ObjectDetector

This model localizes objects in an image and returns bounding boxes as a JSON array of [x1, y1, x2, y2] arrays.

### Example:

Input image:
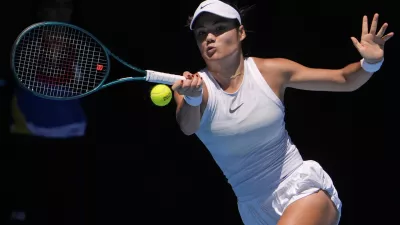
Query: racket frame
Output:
[[10, 21, 153, 101]]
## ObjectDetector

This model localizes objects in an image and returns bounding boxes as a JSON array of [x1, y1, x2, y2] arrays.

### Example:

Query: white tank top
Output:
[[196, 57, 303, 201]]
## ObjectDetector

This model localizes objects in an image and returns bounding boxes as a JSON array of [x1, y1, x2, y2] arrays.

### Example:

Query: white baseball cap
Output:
[[190, 0, 242, 30]]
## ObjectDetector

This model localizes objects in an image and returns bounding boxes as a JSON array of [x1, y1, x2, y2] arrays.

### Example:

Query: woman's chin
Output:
[[204, 53, 222, 61]]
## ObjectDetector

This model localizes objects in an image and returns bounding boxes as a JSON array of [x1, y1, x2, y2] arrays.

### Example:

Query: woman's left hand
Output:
[[351, 13, 394, 64]]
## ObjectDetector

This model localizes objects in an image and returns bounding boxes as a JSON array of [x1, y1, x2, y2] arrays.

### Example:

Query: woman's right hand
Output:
[[171, 71, 203, 97]]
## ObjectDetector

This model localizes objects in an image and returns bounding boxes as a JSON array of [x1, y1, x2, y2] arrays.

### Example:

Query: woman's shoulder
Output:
[[248, 57, 290, 99], [250, 57, 293, 70], [249, 57, 293, 78]]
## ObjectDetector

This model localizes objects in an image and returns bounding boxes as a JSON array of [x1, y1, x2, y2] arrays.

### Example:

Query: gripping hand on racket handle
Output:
[[173, 71, 204, 135], [172, 71, 203, 99]]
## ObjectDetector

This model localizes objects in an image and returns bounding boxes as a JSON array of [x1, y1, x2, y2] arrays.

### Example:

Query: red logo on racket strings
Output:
[[96, 64, 104, 71]]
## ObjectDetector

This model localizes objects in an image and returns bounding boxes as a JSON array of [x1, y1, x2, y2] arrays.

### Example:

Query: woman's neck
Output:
[[206, 53, 245, 91]]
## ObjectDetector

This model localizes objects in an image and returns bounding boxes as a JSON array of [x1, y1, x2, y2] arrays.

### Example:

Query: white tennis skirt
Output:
[[237, 160, 342, 225]]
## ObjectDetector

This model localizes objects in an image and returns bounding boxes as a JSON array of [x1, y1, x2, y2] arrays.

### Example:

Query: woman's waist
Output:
[[226, 148, 303, 201]]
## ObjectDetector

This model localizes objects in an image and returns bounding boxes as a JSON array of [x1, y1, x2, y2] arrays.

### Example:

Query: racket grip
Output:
[[146, 70, 185, 85]]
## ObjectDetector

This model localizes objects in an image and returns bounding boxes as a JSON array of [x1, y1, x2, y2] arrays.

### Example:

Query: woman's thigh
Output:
[[277, 190, 339, 225]]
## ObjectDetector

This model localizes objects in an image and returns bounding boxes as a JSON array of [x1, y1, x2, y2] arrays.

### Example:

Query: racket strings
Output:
[[13, 24, 108, 98]]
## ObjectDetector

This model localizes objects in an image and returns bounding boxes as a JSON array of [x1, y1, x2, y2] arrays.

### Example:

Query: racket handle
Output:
[[146, 70, 185, 85]]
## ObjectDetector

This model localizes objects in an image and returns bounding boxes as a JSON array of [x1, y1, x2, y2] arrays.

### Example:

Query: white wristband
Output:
[[184, 89, 203, 106], [360, 58, 384, 73]]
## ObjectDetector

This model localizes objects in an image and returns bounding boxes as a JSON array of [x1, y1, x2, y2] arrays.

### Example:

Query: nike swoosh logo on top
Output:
[[200, 3, 213, 9], [229, 94, 243, 113], [229, 103, 244, 113]]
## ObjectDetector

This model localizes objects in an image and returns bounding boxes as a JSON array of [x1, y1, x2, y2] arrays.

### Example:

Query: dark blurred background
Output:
[[0, 0, 395, 224]]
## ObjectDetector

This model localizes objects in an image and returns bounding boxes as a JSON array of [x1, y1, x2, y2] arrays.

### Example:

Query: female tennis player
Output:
[[172, 0, 393, 224]]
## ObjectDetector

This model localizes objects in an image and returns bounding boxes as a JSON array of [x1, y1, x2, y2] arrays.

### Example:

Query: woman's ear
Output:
[[238, 25, 246, 41]]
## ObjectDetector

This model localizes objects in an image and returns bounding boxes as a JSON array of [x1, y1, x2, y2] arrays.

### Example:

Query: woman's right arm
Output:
[[172, 72, 208, 135]]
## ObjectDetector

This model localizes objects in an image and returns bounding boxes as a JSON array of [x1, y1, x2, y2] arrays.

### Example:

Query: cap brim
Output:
[[190, 11, 238, 30]]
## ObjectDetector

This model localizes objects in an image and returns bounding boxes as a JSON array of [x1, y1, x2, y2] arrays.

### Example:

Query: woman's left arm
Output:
[[282, 13, 393, 92]]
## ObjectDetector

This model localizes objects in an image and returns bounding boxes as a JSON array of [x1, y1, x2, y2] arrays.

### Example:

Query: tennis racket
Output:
[[10, 22, 186, 100]]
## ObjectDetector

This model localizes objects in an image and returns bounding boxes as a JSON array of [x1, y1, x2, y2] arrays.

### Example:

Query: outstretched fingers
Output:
[[369, 13, 379, 34], [376, 23, 388, 37], [376, 21, 394, 42], [362, 15, 368, 36], [382, 32, 394, 42], [350, 37, 362, 50]]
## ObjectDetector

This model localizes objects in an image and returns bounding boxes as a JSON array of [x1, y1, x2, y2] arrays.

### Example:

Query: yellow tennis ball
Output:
[[150, 84, 172, 106]]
